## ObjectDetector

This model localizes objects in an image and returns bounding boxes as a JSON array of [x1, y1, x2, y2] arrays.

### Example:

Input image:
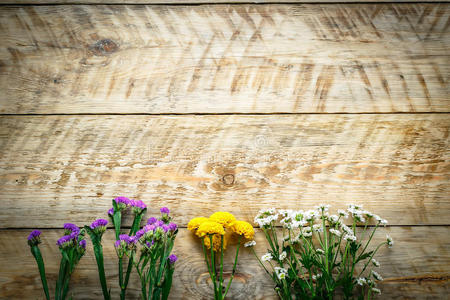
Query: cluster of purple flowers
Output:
[[90, 218, 108, 235], [108, 196, 147, 215], [168, 254, 178, 264], [114, 234, 138, 258], [27, 230, 42, 246], [57, 223, 85, 251]]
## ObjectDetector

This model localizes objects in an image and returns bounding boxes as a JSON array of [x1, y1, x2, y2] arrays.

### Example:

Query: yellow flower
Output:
[[209, 212, 236, 228], [230, 220, 255, 240], [188, 217, 209, 232], [203, 234, 227, 252], [196, 221, 225, 237]]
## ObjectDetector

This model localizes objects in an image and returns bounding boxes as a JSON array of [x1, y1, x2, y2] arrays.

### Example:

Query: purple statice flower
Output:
[[28, 230, 41, 241], [131, 199, 147, 213], [108, 207, 114, 216], [161, 224, 170, 233], [154, 220, 164, 227], [90, 218, 108, 235], [63, 223, 80, 234], [168, 254, 178, 264], [27, 230, 42, 246], [79, 239, 86, 249], [135, 229, 145, 240], [160, 207, 170, 215], [114, 240, 121, 248], [119, 234, 135, 244], [57, 235, 73, 248], [91, 218, 108, 229], [143, 224, 156, 232], [168, 222, 177, 232], [114, 196, 130, 206], [147, 217, 157, 225]]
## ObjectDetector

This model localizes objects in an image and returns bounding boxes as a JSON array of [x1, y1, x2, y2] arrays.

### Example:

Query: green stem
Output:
[[223, 236, 241, 299], [209, 235, 218, 299], [30, 245, 50, 300], [219, 235, 224, 297]]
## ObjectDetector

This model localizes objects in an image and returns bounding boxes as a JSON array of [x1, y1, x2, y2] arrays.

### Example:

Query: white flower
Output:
[[386, 235, 394, 248], [279, 251, 287, 261], [328, 215, 339, 224], [292, 220, 308, 227], [258, 208, 276, 215], [274, 267, 288, 280], [337, 209, 349, 218], [371, 258, 380, 267], [371, 270, 383, 281], [341, 224, 353, 235], [261, 253, 273, 262], [373, 214, 382, 222], [353, 213, 366, 223], [313, 224, 323, 232], [380, 219, 388, 226], [316, 204, 330, 212], [280, 217, 293, 229], [302, 227, 312, 237], [244, 240, 256, 248], [304, 210, 317, 221], [371, 287, 381, 294], [364, 210, 374, 218], [356, 277, 367, 286], [329, 228, 341, 237], [278, 209, 294, 218], [312, 273, 322, 280], [316, 248, 325, 255], [343, 234, 356, 242]]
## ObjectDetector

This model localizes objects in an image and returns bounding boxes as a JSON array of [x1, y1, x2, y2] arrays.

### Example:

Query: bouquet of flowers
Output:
[[27, 223, 86, 300], [188, 212, 254, 300], [250, 204, 394, 300]]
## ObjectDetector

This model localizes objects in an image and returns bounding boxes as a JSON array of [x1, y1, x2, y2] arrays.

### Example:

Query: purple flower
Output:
[[168, 254, 178, 264], [28, 230, 41, 241], [168, 222, 178, 232], [131, 199, 147, 209], [161, 224, 169, 233], [143, 224, 156, 232], [114, 196, 130, 206], [147, 217, 157, 225], [119, 234, 136, 245], [114, 240, 121, 248], [63, 223, 80, 234], [57, 235, 73, 248], [154, 220, 164, 227], [108, 208, 114, 216], [79, 239, 86, 249], [135, 229, 145, 239], [160, 207, 170, 215], [90, 218, 108, 229], [27, 230, 41, 246]]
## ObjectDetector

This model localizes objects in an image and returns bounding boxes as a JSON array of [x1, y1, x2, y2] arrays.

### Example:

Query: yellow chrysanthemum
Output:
[[209, 212, 236, 227], [230, 220, 255, 240], [203, 234, 227, 252], [188, 217, 209, 232], [196, 221, 225, 237]]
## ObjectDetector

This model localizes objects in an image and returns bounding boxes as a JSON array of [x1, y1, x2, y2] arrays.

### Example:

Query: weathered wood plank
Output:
[[0, 114, 448, 227], [0, 1, 445, 4], [0, 227, 449, 299], [0, 4, 448, 114]]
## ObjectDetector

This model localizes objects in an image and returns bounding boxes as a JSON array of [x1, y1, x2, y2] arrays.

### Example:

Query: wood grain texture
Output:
[[0, 1, 445, 4], [1, 227, 449, 299], [0, 4, 448, 114], [0, 114, 448, 227]]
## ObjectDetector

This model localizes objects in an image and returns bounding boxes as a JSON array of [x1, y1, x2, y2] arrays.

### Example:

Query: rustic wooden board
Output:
[[0, 1, 445, 4], [0, 4, 448, 114], [0, 227, 449, 299], [0, 114, 448, 227]]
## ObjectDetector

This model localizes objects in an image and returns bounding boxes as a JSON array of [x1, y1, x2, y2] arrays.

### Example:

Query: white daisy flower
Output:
[[279, 251, 287, 261], [244, 240, 256, 248], [261, 253, 273, 262]]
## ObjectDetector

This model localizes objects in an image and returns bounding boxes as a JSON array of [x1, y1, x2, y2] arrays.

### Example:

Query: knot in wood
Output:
[[222, 174, 235, 186], [90, 39, 118, 56]]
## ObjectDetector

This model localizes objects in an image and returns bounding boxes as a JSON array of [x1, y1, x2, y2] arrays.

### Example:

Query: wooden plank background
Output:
[[0, 4, 449, 113], [0, 1, 449, 299]]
